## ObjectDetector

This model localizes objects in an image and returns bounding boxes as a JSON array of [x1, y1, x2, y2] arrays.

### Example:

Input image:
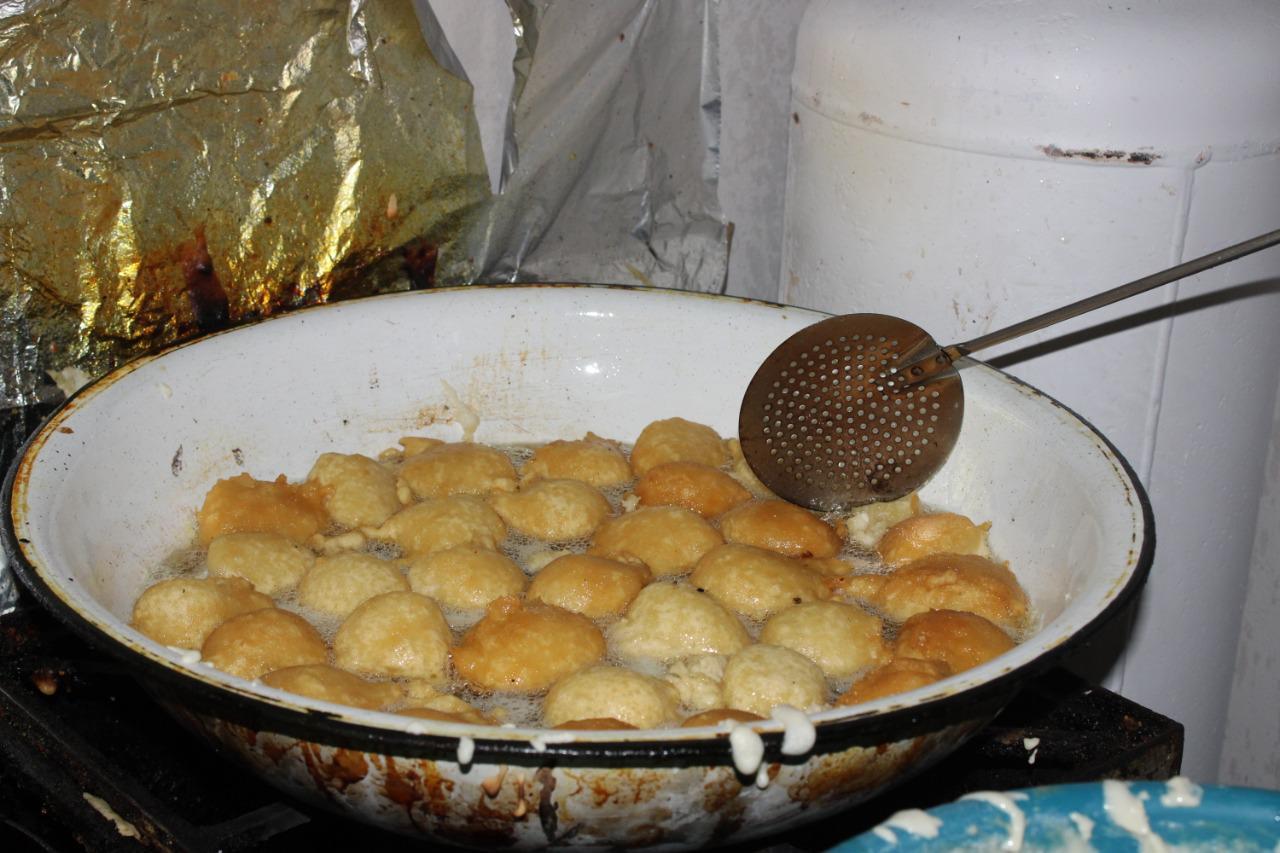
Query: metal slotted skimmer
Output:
[[740, 228, 1280, 511]]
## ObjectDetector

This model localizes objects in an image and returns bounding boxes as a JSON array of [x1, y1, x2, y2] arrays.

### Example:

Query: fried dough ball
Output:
[[399, 705, 491, 725], [196, 473, 329, 546], [296, 553, 408, 618], [521, 434, 632, 487], [206, 532, 314, 596], [610, 584, 751, 663], [542, 665, 681, 729], [725, 438, 778, 499], [875, 512, 991, 566], [453, 597, 606, 693], [525, 554, 651, 618], [201, 609, 328, 680], [802, 556, 857, 577], [718, 500, 844, 559], [894, 610, 1015, 673], [681, 708, 765, 728], [261, 664, 402, 710], [845, 493, 921, 549], [828, 572, 889, 602], [589, 506, 722, 576], [690, 544, 830, 620], [630, 417, 729, 475], [131, 576, 274, 649], [488, 479, 612, 541], [634, 461, 752, 518], [397, 684, 492, 724], [398, 442, 517, 499], [834, 657, 953, 706], [333, 591, 452, 683], [759, 601, 890, 678], [663, 654, 728, 712], [369, 496, 506, 556], [721, 644, 828, 717], [405, 546, 526, 610], [307, 452, 401, 528], [554, 717, 637, 731], [874, 553, 1029, 630], [399, 436, 446, 458]]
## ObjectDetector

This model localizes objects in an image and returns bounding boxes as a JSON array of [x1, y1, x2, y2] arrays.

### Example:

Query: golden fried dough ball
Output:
[[201, 609, 328, 680], [398, 683, 494, 724], [725, 438, 778, 499], [542, 665, 681, 729], [690, 544, 830, 620], [760, 601, 890, 678], [610, 584, 751, 663], [261, 664, 402, 710], [399, 705, 491, 725], [333, 591, 452, 683], [828, 572, 889, 602], [894, 610, 1015, 673], [521, 434, 632, 487], [206, 532, 314, 596], [663, 654, 728, 712], [369, 496, 507, 556], [721, 644, 828, 717], [525, 554, 651, 618], [718, 500, 844, 559], [554, 717, 637, 731], [398, 442, 517, 499], [630, 417, 729, 475], [405, 546, 526, 610], [845, 493, 921, 549], [834, 657, 952, 706], [296, 553, 408, 618], [488, 479, 612, 541], [453, 597, 606, 693], [681, 708, 765, 728], [875, 512, 991, 566], [802, 556, 857, 577], [307, 452, 401, 528], [874, 553, 1029, 630], [131, 576, 273, 649], [634, 462, 753, 518], [197, 473, 329, 546], [399, 436, 446, 458], [589, 506, 722, 576]]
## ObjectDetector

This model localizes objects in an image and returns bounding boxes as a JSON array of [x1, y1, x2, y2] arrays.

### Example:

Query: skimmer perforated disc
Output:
[[738, 314, 964, 511]]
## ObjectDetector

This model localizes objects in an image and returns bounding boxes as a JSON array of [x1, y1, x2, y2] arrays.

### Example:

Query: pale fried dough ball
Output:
[[201, 609, 328, 680], [489, 479, 612, 541], [630, 417, 728, 475], [589, 506, 722, 576], [405, 546, 526, 610], [721, 644, 827, 717], [526, 554, 651, 618], [874, 553, 1029, 630], [131, 576, 273, 649], [802, 556, 857, 577], [610, 584, 750, 663], [521, 434, 632, 487], [875, 512, 991, 566], [296, 553, 408, 618], [759, 601, 889, 678], [542, 665, 681, 729], [197, 473, 329, 546], [399, 436, 446, 458], [261, 664, 402, 710], [829, 572, 889, 602], [690, 544, 830, 620], [726, 438, 778, 499], [894, 610, 1015, 673], [845, 493, 921, 549], [369, 496, 506, 556], [206, 532, 314, 596], [453, 597, 606, 693], [718, 500, 844, 559], [834, 657, 952, 706], [663, 654, 728, 712], [399, 705, 491, 725], [634, 461, 753, 518], [399, 442, 517, 499], [307, 452, 401, 528], [554, 717, 637, 730], [681, 708, 764, 728], [333, 591, 452, 683]]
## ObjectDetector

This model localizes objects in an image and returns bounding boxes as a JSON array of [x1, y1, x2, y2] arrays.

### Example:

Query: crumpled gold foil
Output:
[[0, 0, 489, 406]]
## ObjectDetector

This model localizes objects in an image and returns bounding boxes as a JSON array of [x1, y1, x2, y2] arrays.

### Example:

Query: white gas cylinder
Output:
[[781, 0, 1280, 782]]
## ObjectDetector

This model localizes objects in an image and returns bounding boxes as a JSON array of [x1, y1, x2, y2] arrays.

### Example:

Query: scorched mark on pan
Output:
[[171, 445, 183, 476], [1038, 144, 1160, 165]]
